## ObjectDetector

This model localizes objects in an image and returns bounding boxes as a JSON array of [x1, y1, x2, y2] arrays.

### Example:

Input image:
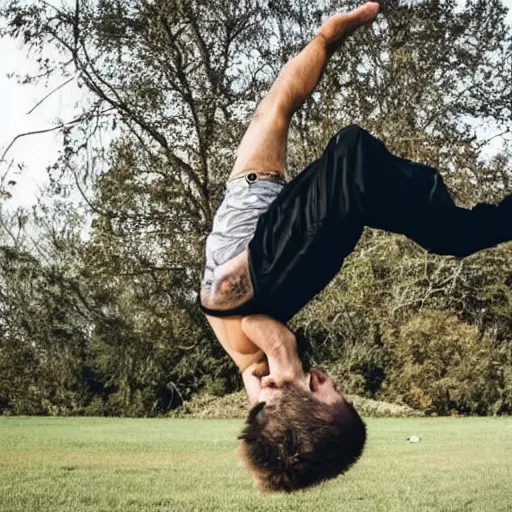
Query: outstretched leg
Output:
[[228, 2, 380, 180], [248, 125, 512, 322], [328, 125, 512, 258]]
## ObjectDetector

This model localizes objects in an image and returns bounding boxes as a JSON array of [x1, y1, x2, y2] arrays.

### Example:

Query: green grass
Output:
[[1, 417, 512, 512]]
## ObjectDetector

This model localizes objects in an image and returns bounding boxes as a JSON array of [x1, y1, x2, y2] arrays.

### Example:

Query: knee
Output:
[[321, 124, 372, 194], [336, 123, 364, 138], [331, 124, 372, 150], [341, 123, 365, 135]]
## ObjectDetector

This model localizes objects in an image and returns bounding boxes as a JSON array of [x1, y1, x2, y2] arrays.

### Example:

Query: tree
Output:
[[0, 0, 511, 415]]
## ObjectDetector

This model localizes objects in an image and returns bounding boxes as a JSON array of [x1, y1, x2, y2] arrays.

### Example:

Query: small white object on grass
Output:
[[407, 435, 421, 443]]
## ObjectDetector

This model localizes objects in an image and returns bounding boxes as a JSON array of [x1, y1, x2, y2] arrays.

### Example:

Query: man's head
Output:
[[238, 372, 366, 492]]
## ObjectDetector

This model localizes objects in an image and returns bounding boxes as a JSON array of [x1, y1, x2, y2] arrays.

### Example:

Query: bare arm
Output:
[[229, 3, 379, 180], [241, 315, 304, 386], [260, 2, 380, 118]]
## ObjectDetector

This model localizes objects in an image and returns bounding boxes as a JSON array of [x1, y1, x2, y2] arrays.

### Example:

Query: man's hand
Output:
[[241, 358, 269, 406], [240, 315, 305, 387], [318, 2, 379, 54], [260, 364, 304, 389]]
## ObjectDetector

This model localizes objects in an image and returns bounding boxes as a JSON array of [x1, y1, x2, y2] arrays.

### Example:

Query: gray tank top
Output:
[[202, 176, 285, 288]]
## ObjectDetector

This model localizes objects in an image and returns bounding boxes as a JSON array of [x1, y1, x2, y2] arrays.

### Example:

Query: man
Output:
[[199, 1, 512, 492]]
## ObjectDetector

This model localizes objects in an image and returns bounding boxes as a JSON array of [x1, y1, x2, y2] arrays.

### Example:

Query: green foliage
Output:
[[381, 309, 512, 415], [172, 390, 424, 418], [0, 246, 90, 415], [0, 0, 511, 416]]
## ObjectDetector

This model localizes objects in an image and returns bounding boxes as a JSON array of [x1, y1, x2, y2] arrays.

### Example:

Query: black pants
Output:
[[207, 125, 512, 322]]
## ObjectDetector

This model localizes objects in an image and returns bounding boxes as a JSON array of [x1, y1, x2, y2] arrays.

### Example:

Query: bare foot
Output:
[[318, 2, 380, 53]]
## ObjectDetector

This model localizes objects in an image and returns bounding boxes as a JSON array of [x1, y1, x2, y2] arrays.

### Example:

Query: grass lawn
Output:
[[1, 417, 511, 512]]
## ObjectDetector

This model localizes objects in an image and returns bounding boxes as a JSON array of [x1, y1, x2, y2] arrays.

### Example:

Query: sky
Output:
[[1, 1, 512, 210], [0, 34, 81, 208]]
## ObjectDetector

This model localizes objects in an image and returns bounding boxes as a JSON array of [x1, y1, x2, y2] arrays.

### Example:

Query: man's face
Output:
[[249, 368, 344, 406]]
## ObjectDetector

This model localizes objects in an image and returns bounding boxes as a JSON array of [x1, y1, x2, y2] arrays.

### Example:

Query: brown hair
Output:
[[238, 384, 366, 492]]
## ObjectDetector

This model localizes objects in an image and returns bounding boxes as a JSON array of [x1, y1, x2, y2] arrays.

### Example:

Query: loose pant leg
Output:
[[248, 124, 512, 321], [332, 125, 511, 258]]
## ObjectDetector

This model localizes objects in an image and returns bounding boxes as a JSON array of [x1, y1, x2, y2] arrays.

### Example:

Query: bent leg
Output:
[[328, 125, 512, 258], [248, 124, 512, 322], [228, 3, 380, 181]]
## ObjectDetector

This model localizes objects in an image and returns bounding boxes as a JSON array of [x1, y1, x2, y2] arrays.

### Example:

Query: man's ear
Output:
[[238, 402, 267, 441], [248, 401, 266, 425]]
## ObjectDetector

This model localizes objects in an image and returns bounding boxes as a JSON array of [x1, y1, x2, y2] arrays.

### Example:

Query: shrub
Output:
[[380, 309, 512, 415]]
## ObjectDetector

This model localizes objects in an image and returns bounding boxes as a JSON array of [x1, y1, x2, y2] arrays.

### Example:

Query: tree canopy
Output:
[[1, 0, 511, 416]]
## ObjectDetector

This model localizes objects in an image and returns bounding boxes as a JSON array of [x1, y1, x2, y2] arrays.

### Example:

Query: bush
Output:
[[380, 310, 512, 415], [171, 391, 423, 419]]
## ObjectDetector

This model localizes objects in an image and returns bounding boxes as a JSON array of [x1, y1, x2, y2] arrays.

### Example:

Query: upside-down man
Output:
[[199, 1, 512, 492]]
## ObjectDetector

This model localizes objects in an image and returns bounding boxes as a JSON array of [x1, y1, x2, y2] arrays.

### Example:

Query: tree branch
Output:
[[1, 114, 83, 163], [26, 76, 76, 115]]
